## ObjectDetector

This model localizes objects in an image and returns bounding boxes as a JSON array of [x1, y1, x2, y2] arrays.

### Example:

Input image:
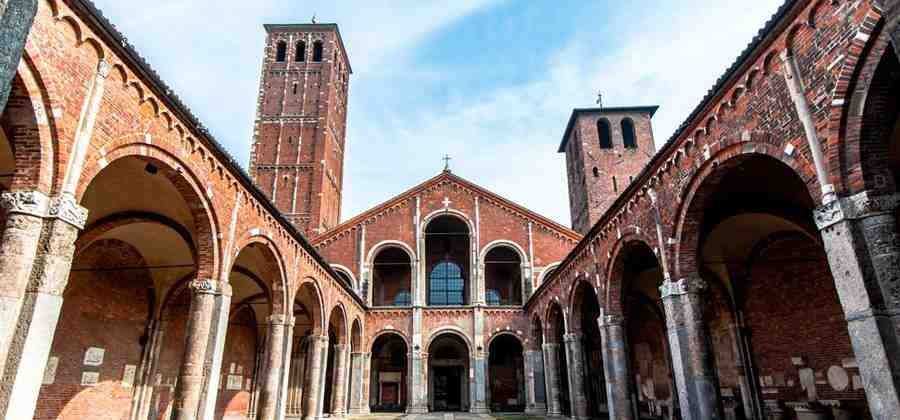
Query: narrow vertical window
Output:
[[622, 118, 637, 149], [598, 118, 612, 149], [313, 41, 324, 62], [612, 176, 618, 193], [292, 83, 298, 95], [295, 41, 306, 62], [275, 41, 287, 62]]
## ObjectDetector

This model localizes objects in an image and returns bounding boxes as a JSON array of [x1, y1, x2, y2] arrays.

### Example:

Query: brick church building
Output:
[[1, 1, 900, 420]]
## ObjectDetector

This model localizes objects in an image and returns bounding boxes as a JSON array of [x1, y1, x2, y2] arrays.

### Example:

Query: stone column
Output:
[[329, 344, 348, 417], [0, 194, 86, 420], [0, 190, 49, 378], [258, 315, 290, 420], [131, 320, 167, 420], [660, 277, 723, 420], [303, 335, 327, 420], [277, 325, 295, 420], [0, 0, 38, 112], [563, 333, 590, 420], [348, 352, 370, 414], [815, 192, 900, 419], [470, 355, 488, 413], [199, 284, 232, 420], [408, 349, 428, 413], [171, 279, 221, 420], [524, 349, 547, 415], [599, 314, 636, 420], [542, 343, 564, 417]]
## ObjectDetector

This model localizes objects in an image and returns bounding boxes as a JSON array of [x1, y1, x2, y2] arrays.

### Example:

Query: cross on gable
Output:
[[442, 154, 452, 172], [442, 197, 452, 209]]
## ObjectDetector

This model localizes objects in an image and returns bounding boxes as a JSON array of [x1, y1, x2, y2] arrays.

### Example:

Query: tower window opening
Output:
[[598, 118, 612, 149], [292, 83, 298, 95], [275, 41, 287, 62], [295, 41, 306, 62], [622, 118, 637, 149], [313, 41, 324, 62], [592, 167, 600, 177], [612, 176, 618, 193]]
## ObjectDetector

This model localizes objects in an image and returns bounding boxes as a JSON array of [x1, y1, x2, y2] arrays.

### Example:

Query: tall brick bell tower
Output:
[[250, 23, 351, 237], [560, 106, 658, 234]]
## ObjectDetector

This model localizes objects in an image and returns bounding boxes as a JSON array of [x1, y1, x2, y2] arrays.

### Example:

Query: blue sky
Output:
[[91, 0, 784, 227]]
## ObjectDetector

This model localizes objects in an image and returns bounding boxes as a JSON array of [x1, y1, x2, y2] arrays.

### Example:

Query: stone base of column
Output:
[[348, 407, 370, 415], [406, 406, 428, 414], [525, 404, 547, 415]]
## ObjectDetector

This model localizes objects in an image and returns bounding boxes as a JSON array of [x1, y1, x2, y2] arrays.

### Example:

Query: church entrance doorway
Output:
[[428, 333, 470, 412]]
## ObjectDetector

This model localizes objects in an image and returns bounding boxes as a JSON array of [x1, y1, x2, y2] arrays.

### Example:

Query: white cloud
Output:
[[342, 0, 785, 227]]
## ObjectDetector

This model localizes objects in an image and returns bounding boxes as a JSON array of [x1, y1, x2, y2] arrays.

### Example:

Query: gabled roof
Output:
[[313, 170, 582, 245], [558, 106, 659, 153]]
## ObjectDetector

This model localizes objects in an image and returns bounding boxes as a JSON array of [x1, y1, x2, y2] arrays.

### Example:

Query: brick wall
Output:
[[35, 239, 152, 420]]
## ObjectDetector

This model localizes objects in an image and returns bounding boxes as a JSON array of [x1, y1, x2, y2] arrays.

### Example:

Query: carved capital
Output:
[[563, 332, 582, 343], [48, 194, 89, 229], [189, 278, 221, 295], [1, 190, 50, 218], [815, 191, 900, 230], [597, 313, 624, 328], [659, 277, 706, 298], [268, 314, 292, 326]]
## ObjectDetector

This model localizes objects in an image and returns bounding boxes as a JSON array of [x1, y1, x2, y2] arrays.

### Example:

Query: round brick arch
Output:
[[327, 301, 350, 345], [566, 278, 602, 334], [293, 277, 326, 335], [827, 6, 892, 194], [76, 142, 221, 280], [604, 233, 657, 316], [230, 233, 289, 316], [3, 53, 59, 194], [672, 142, 818, 280]]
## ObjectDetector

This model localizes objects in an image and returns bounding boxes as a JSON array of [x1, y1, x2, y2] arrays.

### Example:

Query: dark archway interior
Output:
[[370, 334, 407, 412], [484, 246, 522, 306], [697, 155, 867, 418], [574, 283, 606, 417], [429, 334, 470, 412], [372, 247, 411, 306], [426, 216, 470, 306], [488, 335, 525, 412], [619, 241, 672, 418]]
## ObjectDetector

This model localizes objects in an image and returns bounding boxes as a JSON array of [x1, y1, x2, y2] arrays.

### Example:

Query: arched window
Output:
[[484, 246, 522, 306], [275, 41, 287, 62], [622, 118, 637, 149], [429, 262, 465, 305], [372, 247, 412, 307], [426, 215, 470, 306], [597, 118, 612, 149], [295, 41, 306, 62], [313, 41, 324, 62]]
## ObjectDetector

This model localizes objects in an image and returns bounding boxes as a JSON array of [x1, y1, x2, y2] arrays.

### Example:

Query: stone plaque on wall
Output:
[[81, 371, 100, 386], [122, 364, 136, 388], [227, 375, 243, 390], [83, 347, 105, 366], [43, 357, 59, 385]]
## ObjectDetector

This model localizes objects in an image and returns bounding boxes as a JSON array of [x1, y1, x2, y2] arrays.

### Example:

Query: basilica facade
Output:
[[1, 1, 900, 420]]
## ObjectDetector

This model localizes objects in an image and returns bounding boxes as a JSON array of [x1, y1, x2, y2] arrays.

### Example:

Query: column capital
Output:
[[598, 313, 624, 328], [47, 194, 89, 229], [659, 277, 706, 298], [1, 190, 50, 218], [190, 278, 229, 295], [814, 191, 900, 230], [563, 332, 582, 343], [267, 314, 293, 326]]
